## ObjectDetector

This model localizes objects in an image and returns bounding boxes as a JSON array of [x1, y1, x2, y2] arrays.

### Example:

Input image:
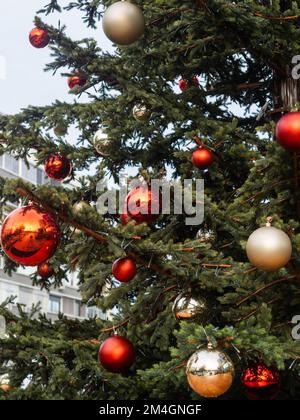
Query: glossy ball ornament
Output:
[[179, 76, 199, 92], [196, 228, 216, 243], [0, 205, 60, 266], [121, 185, 161, 225], [93, 129, 111, 156], [276, 111, 300, 151], [37, 262, 54, 279], [99, 335, 135, 373], [102, 1, 145, 46], [45, 154, 72, 182], [241, 362, 280, 400], [29, 27, 50, 48], [68, 74, 87, 90], [112, 257, 137, 283], [246, 223, 292, 272], [192, 147, 214, 169], [186, 346, 235, 398], [132, 103, 151, 122], [172, 293, 208, 322], [0, 374, 11, 393]]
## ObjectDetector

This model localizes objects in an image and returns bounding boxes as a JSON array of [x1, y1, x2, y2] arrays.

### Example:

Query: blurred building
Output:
[[0, 153, 106, 321]]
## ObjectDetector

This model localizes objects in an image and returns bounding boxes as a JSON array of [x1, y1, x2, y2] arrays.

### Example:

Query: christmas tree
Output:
[[1, 0, 300, 400]]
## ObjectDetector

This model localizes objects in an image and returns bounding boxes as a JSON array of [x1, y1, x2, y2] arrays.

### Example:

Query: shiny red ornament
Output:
[[99, 335, 135, 373], [29, 27, 50, 49], [45, 154, 72, 182], [191, 147, 214, 169], [112, 257, 137, 283], [0, 205, 60, 266], [68, 75, 87, 90], [37, 262, 54, 279], [178, 76, 199, 92], [241, 362, 280, 400], [121, 185, 161, 225], [276, 111, 300, 151]]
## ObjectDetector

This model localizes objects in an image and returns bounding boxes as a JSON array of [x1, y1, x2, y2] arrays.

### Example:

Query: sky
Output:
[[0, 0, 112, 115]]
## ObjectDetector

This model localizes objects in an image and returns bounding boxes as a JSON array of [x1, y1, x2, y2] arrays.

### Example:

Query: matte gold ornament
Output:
[[102, 1, 145, 46], [186, 345, 235, 398], [132, 103, 151, 122], [246, 219, 292, 272], [172, 293, 208, 322], [73, 201, 91, 215], [93, 128, 111, 156]]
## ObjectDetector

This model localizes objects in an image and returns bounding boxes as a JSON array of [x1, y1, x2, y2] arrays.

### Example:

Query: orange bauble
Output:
[[29, 27, 50, 48], [241, 362, 280, 400], [191, 147, 214, 169], [99, 335, 135, 373], [276, 111, 300, 151], [68, 75, 87, 90], [37, 262, 54, 279], [45, 154, 72, 181], [112, 257, 137, 283], [121, 185, 161, 225], [0, 204, 60, 266]]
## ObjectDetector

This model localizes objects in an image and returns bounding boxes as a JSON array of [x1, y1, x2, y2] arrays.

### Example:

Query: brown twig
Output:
[[201, 263, 232, 268], [100, 318, 130, 333], [236, 275, 296, 306]]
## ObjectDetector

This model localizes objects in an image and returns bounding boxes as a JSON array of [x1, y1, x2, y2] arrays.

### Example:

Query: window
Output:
[[4, 154, 19, 174], [21, 161, 36, 183], [75, 300, 81, 317], [48, 295, 61, 314], [37, 168, 44, 185]]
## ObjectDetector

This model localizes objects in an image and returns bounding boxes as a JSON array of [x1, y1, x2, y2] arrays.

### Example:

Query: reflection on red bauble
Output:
[[68, 75, 87, 90], [276, 111, 300, 151], [121, 185, 161, 225], [99, 335, 135, 373], [241, 362, 280, 400], [45, 154, 72, 181], [37, 262, 54, 279], [0, 204, 60, 266], [191, 147, 214, 169], [29, 27, 50, 48], [179, 76, 199, 92], [112, 257, 137, 283]]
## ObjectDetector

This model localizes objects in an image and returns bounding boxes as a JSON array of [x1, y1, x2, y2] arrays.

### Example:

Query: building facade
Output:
[[0, 152, 106, 321]]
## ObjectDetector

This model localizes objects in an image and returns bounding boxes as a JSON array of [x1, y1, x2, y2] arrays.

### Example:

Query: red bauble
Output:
[[178, 76, 199, 92], [121, 185, 161, 225], [276, 111, 300, 151], [191, 147, 214, 169], [112, 257, 137, 283], [37, 262, 54, 279], [29, 27, 50, 49], [99, 335, 135, 373], [68, 75, 87, 90], [45, 154, 72, 181], [241, 362, 280, 400], [0, 204, 60, 266]]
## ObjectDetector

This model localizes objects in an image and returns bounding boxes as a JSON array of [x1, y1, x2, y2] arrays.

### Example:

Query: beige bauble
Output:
[[246, 225, 292, 272], [93, 128, 111, 156], [172, 293, 208, 322], [132, 103, 151, 122], [102, 1, 145, 46], [186, 346, 235, 398]]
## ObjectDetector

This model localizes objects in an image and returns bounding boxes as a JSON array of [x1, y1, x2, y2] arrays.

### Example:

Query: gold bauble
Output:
[[172, 293, 208, 322], [132, 103, 151, 122], [0, 374, 11, 392], [93, 128, 111, 156], [102, 1, 145, 46], [186, 347, 235, 398], [246, 225, 292, 272], [54, 123, 68, 137], [73, 201, 91, 215]]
